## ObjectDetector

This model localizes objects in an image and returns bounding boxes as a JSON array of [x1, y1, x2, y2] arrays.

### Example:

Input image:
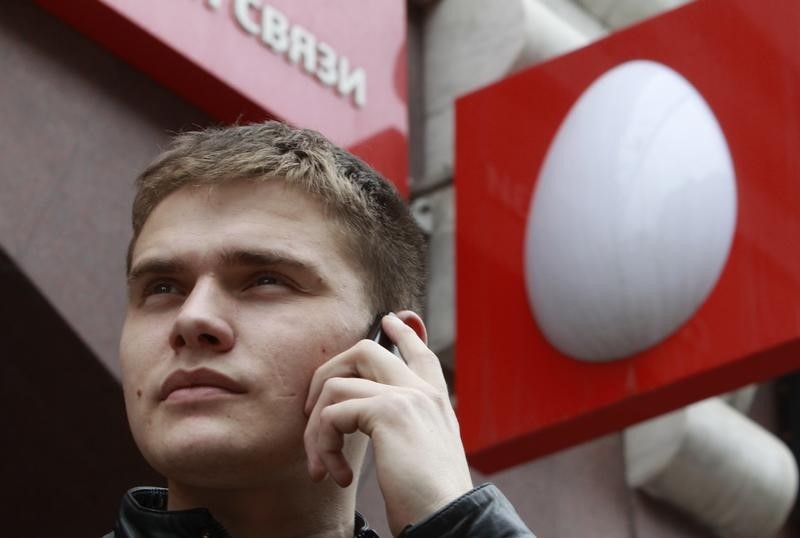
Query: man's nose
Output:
[[169, 279, 235, 353]]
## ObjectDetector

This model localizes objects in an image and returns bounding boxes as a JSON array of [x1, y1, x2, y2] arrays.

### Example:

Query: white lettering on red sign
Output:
[[200, 0, 367, 108], [262, 5, 289, 53]]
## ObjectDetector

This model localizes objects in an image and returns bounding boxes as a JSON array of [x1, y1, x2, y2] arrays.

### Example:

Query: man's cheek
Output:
[[256, 348, 314, 401]]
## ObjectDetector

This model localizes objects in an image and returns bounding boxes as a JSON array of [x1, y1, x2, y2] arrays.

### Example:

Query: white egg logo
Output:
[[524, 60, 737, 362]]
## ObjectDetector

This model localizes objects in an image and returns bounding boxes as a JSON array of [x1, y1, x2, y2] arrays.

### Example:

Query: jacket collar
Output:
[[114, 487, 379, 538]]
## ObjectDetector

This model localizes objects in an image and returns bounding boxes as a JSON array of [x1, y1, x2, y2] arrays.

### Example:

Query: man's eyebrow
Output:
[[219, 249, 321, 276], [127, 259, 187, 285], [127, 250, 322, 284]]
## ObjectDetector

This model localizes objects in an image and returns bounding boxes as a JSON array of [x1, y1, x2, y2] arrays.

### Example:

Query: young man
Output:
[[110, 122, 534, 537]]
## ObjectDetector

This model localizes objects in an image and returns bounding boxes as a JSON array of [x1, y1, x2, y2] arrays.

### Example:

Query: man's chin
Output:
[[138, 424, 306, 489]]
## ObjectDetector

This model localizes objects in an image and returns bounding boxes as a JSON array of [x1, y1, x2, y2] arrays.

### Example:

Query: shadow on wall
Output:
[[0, 248, 161, 537], [777, 372, 800, 533]]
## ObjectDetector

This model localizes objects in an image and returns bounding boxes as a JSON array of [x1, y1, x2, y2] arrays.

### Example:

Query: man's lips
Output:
[[159, 368, 246, 402]]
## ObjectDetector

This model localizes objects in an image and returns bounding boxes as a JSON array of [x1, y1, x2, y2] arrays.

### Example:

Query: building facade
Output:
[[1, 1, 797, 536]]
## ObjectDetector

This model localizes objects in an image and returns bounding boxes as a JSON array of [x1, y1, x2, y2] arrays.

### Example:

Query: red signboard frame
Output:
[[456, 0, 800, 472]]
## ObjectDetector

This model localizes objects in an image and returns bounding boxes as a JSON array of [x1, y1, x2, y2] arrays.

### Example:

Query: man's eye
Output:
[[144, 281, 180, 296], [246, 272, 300, 291], [252, 274, 284, 287]]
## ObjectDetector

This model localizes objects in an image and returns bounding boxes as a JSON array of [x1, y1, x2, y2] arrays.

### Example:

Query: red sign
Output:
[[456, 0, 800, 472], [35, 0, 408, 195]]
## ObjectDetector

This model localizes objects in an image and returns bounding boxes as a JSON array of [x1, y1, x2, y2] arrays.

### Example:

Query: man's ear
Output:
[[394, 310, 428, 345]]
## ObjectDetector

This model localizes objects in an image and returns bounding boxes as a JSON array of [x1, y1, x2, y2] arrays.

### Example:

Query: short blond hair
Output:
[[128, 121, 426, 314]]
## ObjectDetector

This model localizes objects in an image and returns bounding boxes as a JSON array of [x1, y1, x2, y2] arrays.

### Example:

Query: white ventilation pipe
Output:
[[575, 0, 692, 29], [423, 0, 592, 183], [624, 398, 797, 538]]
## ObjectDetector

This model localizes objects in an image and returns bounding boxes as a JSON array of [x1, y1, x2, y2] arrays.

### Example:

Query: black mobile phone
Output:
[[365, 313, 405, 363]]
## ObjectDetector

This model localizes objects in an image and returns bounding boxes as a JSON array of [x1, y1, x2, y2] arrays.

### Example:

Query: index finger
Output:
[[304, 339, 422, 414], [381, 314, 448, 392]]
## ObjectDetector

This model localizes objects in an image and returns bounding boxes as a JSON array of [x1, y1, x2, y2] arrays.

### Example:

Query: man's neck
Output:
[[166, 472, 358, 538]]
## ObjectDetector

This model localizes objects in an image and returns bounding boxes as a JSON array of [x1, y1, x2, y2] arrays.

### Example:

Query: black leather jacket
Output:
[[106, 483, 535, 537]]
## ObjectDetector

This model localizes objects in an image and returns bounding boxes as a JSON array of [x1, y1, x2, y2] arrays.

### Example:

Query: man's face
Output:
[[120, 180, 372, 487]]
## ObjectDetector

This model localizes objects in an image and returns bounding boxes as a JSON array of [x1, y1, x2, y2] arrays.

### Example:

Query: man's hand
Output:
[[303, 312, 473, 535]]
